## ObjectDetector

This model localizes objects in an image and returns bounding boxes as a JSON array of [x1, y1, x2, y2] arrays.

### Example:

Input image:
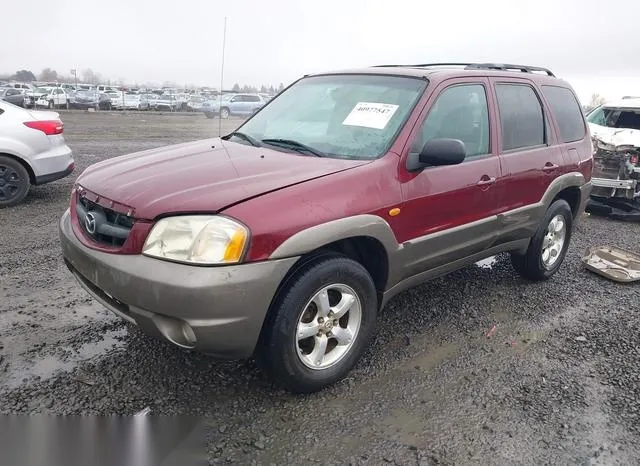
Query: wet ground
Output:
[[1, 111, 640, 465]]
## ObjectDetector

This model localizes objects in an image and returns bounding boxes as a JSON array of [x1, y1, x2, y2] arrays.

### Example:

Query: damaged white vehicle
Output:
[[586, 98, 640, 199]]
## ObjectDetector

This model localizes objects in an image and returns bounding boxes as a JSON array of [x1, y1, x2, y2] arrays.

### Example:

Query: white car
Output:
[[35, 87, 70, 109], [107, 91, 126, 109], [0, 100, 74, 207], [119, 93, 150, 110], [586, 98, 640, 199]]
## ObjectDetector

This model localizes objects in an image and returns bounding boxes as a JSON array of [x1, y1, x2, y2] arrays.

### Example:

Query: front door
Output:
[[395, 77, 502, 279]]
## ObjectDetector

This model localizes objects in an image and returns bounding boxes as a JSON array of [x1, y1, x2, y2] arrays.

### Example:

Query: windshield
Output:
[[587, 105, 640, 130], [236, 74, 426, 159]]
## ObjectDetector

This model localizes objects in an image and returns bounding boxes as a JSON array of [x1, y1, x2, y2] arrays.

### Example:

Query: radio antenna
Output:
[[218, 16, 227, 137]]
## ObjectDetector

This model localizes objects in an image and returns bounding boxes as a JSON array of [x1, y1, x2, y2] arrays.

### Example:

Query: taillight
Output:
[[23, 120, 63, 135]]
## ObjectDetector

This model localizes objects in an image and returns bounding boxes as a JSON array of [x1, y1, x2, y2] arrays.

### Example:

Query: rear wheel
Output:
[[511, 199, 573, 280], [0, 156, 31, 208], [48, 100, 54, 109], [257, 255, 377, 394]]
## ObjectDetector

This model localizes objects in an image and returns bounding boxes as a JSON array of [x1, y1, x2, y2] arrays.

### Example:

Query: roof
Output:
[[601, 98, 640, 109], [306, 62, 565, 85]]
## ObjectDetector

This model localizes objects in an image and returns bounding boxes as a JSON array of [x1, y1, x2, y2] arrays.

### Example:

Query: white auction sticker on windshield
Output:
[[342, 102, 399, 130]]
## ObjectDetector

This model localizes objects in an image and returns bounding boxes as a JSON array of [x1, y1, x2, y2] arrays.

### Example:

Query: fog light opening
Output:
[[152, 315, 197, 349]]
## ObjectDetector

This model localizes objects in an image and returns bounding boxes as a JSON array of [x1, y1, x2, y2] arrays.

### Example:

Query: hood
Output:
[[588, 122, 640, 149], [76, 138, 370, 220]]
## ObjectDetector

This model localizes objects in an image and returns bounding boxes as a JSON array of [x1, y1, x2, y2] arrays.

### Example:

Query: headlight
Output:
[[142, 215, 249, 265]]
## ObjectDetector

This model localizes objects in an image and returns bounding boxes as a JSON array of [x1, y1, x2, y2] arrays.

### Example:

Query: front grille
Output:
[[76, 195, 134, 247]]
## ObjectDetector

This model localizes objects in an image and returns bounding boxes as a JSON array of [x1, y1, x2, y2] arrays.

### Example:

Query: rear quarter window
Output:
[[541, 85, 586, 143]]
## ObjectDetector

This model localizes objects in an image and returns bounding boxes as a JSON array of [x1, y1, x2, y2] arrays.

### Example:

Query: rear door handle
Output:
[[477, 176, 496, 186], [542, 162, 559, 172]]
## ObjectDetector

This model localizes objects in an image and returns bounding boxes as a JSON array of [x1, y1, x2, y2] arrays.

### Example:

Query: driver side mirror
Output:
[[407, 138, 467, 172]]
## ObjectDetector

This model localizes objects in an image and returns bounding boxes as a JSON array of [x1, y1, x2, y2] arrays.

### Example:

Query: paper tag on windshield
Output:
[[342, 102, 399, 130]]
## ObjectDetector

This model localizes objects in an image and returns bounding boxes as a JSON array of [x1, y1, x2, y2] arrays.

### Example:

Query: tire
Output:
[[511, 199, 573, 281], [0, 156, 31, 208], [204, 112, 214, 119], [256, 255, 378, 394], [48, 100, 54, 109], [220, 107, 230, 119]]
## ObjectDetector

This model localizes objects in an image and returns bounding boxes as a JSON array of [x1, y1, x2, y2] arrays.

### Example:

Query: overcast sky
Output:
[[2, 0, 639, 103]]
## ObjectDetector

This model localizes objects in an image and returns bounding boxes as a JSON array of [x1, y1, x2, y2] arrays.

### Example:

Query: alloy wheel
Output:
[[295, 284, 362, 370], [541, 214, 567, 269]]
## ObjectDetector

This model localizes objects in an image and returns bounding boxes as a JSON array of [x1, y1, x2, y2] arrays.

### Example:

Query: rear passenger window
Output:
[[495, 84, 545, 151], [542, 85, 586, 142]]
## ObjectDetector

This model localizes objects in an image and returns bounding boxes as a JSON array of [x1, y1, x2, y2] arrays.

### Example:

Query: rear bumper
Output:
[[30, 142, 74, 182], [35, 161, 74, 185], [59, 209, 298, 358]]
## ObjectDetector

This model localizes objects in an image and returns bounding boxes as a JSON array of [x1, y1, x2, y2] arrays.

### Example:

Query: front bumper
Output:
[[59, 209, 298, 358]]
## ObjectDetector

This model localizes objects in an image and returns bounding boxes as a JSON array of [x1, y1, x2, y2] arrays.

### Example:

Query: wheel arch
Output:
[[541, 172, 586, 217], [255, 215, 402, 352], [0, 152, 36, 184]]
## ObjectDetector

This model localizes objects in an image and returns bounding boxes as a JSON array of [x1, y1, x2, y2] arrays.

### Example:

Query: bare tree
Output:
[[10, 70, 36, 82], [82, 68, 102, 85], [589, 93, 606, 108], [39, 68, 58, 81]]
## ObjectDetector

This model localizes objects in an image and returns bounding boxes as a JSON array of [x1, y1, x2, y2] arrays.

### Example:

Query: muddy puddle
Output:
[[2, 326, 127, 389]]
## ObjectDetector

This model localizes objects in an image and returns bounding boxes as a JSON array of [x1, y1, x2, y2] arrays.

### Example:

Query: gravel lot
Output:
[[1, 111, 640, 465]]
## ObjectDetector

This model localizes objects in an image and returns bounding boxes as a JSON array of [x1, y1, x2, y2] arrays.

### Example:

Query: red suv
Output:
[[60, 63, 593, 393]]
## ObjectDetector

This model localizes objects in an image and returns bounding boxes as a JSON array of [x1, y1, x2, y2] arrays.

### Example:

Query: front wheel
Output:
[[257, 255, 377, 394], [48, 100, 54, 109], [511, 199, 573, 281], [220, 107, 230, 119]]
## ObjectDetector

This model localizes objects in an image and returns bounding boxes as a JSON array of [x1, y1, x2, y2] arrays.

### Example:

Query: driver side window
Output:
[[412, 84, 490, 159]]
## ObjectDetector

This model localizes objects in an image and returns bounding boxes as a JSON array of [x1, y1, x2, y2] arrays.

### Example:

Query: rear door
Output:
[[395, 77, 502, 278], [234, 95, 250, 115], [488, 78, 564, 242]]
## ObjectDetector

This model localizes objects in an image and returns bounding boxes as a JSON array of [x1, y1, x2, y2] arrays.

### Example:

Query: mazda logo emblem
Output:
[[84, 212, 97, 234]]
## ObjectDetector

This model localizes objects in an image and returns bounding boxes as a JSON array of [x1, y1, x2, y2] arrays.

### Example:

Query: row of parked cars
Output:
[[0, 82, 273, 117]]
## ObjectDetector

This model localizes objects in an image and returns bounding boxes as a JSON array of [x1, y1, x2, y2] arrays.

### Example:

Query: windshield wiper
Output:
[[261, 138, 326, 157], [224, 131, 262, 147]]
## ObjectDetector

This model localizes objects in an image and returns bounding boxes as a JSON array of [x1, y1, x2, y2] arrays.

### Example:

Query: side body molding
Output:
[[266, 172, 590, 310], [269, 214, 405, 288]]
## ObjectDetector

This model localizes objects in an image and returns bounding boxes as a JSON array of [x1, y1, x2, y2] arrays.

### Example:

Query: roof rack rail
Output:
[[372, 62, 556, 77]]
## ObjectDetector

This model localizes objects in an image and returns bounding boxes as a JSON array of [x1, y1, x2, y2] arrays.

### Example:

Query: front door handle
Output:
[[542, 162, 559, 172], [477, 176, 496, 186]]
